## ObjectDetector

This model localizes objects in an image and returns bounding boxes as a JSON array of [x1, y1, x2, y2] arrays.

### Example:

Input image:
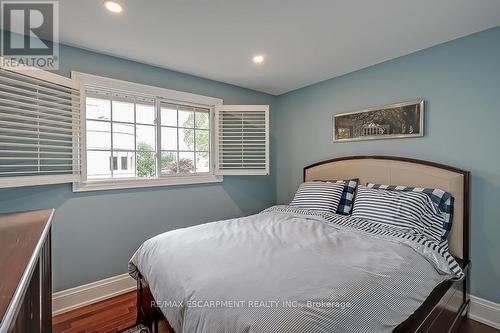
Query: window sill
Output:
[[72, 174, 223, 192]]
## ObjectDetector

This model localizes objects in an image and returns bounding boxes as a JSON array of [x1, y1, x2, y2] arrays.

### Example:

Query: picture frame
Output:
[[333, 99, 424, 142]]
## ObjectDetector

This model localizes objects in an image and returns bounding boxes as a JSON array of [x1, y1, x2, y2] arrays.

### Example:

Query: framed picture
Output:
[[333, 100, 424, 142]]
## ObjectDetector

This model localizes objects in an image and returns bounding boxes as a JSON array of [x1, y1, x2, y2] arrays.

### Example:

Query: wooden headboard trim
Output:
[[303, 155, 470, 262]]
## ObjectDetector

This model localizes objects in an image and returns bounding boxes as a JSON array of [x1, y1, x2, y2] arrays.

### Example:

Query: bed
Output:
[[130, 156, 470, 333]]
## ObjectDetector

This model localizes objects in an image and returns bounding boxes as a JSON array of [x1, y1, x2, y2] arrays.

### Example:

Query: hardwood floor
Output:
[[53, 291, 499, 333], [52, 291, 136, 333]]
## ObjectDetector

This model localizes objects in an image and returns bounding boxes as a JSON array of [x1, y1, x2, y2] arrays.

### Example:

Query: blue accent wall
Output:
[[274, 26, 500, 303], [0, 43, 277, 292]]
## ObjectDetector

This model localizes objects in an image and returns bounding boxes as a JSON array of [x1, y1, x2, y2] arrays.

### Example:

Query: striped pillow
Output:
[[367, 183, 454, 240], [313, 179, 358, 215], [290, 181, 345, 213], [352, 186, 443, 241]]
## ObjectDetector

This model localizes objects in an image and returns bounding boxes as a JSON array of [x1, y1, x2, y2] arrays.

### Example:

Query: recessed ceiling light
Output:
[[103, 0, 123, 13], [253, 55, 264, 64]]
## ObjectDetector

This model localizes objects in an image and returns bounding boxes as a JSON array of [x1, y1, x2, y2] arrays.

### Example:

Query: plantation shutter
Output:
[[0, 66, 81, 188], [214, 105, 269, 175]]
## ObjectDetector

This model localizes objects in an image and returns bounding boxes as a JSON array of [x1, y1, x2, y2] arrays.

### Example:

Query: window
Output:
[[84, 90, 213, 182], [73, 72, 269, 192], [85, 89, 155, 180], [159, 102, 211, 175], [0, 65, 80, 188], [0, 68, 268, 190], [121, 156, 128, 170], [73, 72, 225, 191]]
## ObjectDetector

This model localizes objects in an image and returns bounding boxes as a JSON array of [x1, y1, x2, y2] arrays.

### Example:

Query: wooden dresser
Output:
[[0, 209, 54, 333]]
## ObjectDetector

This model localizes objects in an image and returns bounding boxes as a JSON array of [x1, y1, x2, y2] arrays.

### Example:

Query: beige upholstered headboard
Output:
[[304, 156, 470, 261]]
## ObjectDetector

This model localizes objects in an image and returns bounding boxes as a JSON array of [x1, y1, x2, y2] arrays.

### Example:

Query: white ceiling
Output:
[[43, 1, 500, 94]]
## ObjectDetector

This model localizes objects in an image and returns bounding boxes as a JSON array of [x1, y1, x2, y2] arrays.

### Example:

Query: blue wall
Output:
[[0, 43, 277, 292], [274, 27, 500, 303]]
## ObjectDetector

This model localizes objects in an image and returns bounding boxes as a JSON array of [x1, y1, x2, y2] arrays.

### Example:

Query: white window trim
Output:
[[71, 72, 223, 192]]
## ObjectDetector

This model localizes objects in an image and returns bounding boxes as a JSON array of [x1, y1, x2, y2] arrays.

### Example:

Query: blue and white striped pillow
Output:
[[352, 186, 443, 241], [313, 179, 358, 215], [367, 183, 454, 240], [290, 181, 345, 213]]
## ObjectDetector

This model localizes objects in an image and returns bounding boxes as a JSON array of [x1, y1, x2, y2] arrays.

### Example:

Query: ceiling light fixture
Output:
[[103, 0, 123, 14], [253, 55, 264, 64]]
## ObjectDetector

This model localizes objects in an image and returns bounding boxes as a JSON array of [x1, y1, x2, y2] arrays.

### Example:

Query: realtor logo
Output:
[[1, 0, 59, 69]]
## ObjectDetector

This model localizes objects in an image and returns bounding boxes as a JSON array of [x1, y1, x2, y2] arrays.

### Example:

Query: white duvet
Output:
[[129, 206, 462, 333]]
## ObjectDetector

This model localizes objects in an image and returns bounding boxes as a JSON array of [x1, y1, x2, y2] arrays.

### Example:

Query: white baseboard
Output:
[[469, 295, 500, 329], [52, 273, 136, 316]]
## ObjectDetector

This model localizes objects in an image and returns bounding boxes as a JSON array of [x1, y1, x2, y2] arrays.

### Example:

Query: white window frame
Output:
[[72, 72, 223, 192]]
